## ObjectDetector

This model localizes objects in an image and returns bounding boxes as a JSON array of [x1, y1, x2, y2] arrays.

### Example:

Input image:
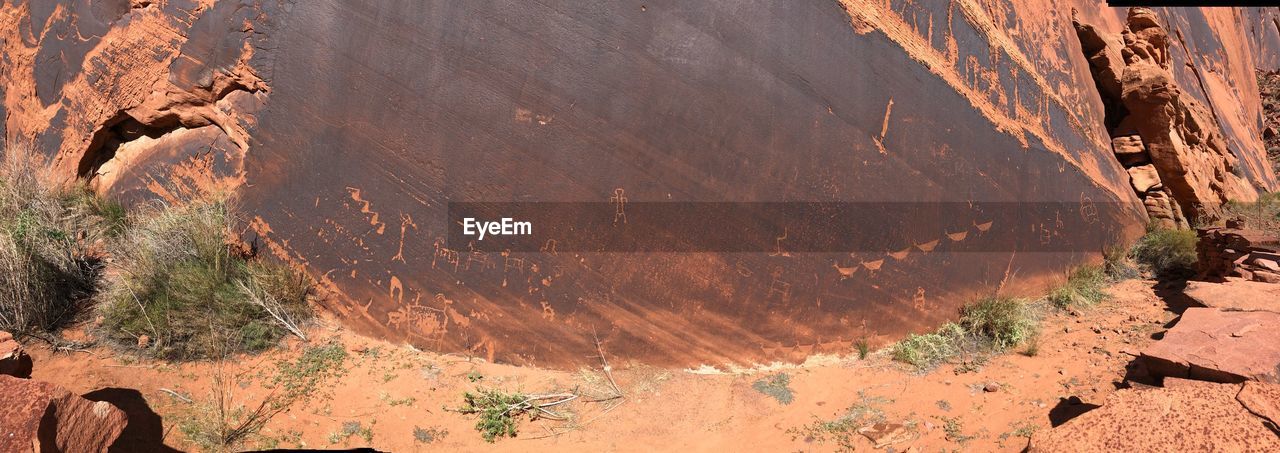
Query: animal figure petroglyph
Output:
[[832, 262, 858, 280]]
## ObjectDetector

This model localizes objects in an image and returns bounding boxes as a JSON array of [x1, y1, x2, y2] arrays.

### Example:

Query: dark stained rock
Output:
[[1029, 380, 1280, 452], [0, 375, 129, 453], [0, 331, 33, 378], [1141, 308, 1280, 383], [2, 1, 1280, 367]]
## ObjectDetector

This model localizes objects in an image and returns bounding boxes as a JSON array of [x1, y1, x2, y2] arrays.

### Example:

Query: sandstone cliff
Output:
[[2, 0, 1278, 367]]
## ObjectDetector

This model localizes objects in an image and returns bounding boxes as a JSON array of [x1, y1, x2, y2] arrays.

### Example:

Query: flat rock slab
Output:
[[0, 375, 127, 453], [1029, 380, 1280, 452], [1142, 308, 1280, 383], [1184, 279, 1280, 312]]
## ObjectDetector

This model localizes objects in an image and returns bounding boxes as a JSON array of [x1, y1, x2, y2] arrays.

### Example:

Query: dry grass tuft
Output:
[[97, 198, 312, 359], [0, 143, 121, 334]]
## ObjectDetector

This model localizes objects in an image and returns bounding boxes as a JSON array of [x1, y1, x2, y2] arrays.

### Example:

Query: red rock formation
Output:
[[1029, 380, 1280, 451], [1142, 307, 1280, 383], [1197, 226, 1280, 281], [1076, 8, 1269, 226], [1183, 279, 1280, 311], [2, 1, 1279, 366], [0, 331, 33, 378], [0, 375, 128, 453]]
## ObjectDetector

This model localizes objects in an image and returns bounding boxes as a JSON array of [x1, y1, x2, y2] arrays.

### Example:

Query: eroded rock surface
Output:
[[1029, 380, 1280, 452], [0, 375, 128, 453], [1142, 307, 1280, 383], [1076, 8, 1269, 226], [1198, 227, 1280, 282], [1183, 279, 1280, 311], [2, 1, 1279, 366]]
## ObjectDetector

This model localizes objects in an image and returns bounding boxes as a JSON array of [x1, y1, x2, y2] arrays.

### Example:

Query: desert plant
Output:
[[892, 296, 1038, 370], [454, 388, 578, 442], [1130, 228, 1198, 279], [180, 342, 347, 452], [98, 198, 312, 359], [1048, 265, 1108, 309], [891, 322, 965, 370], [1103, 245, 1140, 281], [854, 338, 870, 359], [958, 296, 1037, 351], [0, 143, 119, 334], [751, 373, 794, 405]]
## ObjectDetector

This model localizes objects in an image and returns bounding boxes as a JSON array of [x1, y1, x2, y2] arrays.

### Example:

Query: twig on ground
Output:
[[159, 388, 193, 403]]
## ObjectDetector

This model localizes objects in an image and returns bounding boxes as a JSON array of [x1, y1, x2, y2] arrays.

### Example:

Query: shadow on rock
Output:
[[1151, 280, 1200, 315], [83, 388, 182, 453]]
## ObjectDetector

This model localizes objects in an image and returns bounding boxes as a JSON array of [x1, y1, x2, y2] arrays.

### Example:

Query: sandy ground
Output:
[[28, 278, 1179, 452]]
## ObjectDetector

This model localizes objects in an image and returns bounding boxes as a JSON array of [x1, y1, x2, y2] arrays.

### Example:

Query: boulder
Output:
[[0, 331, 33, 378], [0, 375, 128, 453], [1126, 164, 1162, 193], [1110, 135, 1149, 166], [1141, 308, 1280, 383], [1029, 380, 1280, 452], [1182, 279, 1280, 312]]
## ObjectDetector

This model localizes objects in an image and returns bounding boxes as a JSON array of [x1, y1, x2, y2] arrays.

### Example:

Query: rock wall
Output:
[[1, 0, 1278, 367], [1076, 8, 1272, 226]]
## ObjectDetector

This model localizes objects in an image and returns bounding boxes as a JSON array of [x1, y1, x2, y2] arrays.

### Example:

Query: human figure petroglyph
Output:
[[610, 188, 627, 225], [767, 267, 791, 302]]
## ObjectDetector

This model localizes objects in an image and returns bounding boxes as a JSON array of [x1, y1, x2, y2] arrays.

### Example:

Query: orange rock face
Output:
[[1076, 7, 1275, 226], [2, 1, 1279, 366]]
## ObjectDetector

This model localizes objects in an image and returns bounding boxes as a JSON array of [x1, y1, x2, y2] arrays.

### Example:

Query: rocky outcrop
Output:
[[0, 375, 128, 453], [1183, 279, 1280, 312], [2, 2, 1279, 366], [1029, 380, 1280, 451], [1141, 307, 1280, 383], [0, 331, 33, 378], [1197, 226, 1280, 282], [1076, 8, 1264, 227]]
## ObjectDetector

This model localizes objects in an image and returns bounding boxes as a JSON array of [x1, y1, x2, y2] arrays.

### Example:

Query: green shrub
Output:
[[456, 389, 529, 442], [98, 199, 311, 359], [1048, 265, 1109, 309], [1103, 246, 1141, 281], [0, 144, 117, 334], [1130, 228, 1198, 279], [959, 297, 1037, 351], [891, 322, 964, 370], [751, 373, 794, 405]]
